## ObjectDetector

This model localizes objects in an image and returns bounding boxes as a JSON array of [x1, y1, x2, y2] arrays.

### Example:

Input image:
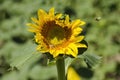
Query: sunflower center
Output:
[[42, 21, 71, 47], [41, 21, 71, 48], [47, 25, 66, 45]]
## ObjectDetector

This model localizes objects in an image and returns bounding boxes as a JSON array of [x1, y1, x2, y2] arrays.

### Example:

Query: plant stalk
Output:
[[56, 57, 66, 80]]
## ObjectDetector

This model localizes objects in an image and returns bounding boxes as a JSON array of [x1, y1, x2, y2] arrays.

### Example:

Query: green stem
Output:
[[56, 57, 66, 80]]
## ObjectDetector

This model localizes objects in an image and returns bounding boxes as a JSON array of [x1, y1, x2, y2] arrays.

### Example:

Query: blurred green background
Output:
[[0, 0, 120, 80]]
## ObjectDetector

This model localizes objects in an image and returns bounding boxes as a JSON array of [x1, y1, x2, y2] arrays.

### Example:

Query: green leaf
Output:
[[65, 57, 75, 74], [29, 65, 57, 80], [83, 53, 101, 68], [10, 43, 41, 69], [1, 71, 19, 80]]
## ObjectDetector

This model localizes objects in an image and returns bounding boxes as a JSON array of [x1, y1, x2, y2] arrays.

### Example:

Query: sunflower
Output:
[[27, 8, 87, 58]]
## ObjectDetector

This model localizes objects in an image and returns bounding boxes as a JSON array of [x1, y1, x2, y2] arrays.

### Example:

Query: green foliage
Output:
[[83, 53, 101, 68]]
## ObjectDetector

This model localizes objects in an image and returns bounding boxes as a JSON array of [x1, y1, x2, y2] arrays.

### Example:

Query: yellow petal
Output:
[[71, 20, 86, 29], [71, 20, 81, 29], [53, 49, 64, 57], [75, 36, 84, 42], [49, 49, 57, 57], [37, 45, 48, 53], [49, 8, 55, 17], [72, 27, 82, 36], [31, 17, 39, 24], [66, 48, 75, 56], [27, 23, 40, 32], [27, 29, 36, 32], [55, 13, 62, 19], [67, 43, 78, 57], [65, 15, 70, 25], [76, 43, 87, 48], [38, 9, 47, 19], [79, 21, 86, 26], [26, 23, 39, 29]]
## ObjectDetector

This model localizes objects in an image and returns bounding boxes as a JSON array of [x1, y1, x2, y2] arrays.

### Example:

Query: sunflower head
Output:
[[27, 8, 87, 58]]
